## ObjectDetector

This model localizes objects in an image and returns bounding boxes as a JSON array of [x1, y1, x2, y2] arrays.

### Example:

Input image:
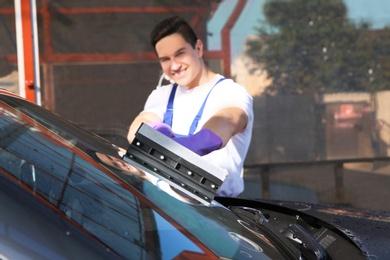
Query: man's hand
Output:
[[173, 128, 222, 156], [148, 122, 175, 137], [146, 123, 223, 156], [127, 112, 161, 143]]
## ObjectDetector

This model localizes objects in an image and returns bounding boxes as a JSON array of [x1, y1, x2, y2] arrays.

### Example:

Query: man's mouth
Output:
[[172, 69, 186, 78]]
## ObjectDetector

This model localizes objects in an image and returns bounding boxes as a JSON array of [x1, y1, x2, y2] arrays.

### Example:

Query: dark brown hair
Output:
[[150, 16, 198, 49]]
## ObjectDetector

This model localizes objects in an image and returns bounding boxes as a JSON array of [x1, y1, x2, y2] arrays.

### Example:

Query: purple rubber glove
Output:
[[173, 128, 223, 156], [148, 122, 175, 138]]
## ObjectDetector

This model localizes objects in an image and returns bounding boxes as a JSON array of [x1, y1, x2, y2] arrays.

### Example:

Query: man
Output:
[[127, 16, 253, 197]]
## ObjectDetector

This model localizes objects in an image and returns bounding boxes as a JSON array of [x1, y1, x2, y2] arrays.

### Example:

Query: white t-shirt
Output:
[[141, 74, 254, 197]]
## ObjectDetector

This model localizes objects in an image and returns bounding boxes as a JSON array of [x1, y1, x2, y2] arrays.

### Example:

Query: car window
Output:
[[152, 211, 204, 259], [0, 104, 213, 259], [0, 109, 72, 203]]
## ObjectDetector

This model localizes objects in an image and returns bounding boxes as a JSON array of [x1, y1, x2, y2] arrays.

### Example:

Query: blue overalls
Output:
[[163, 78, 226, 137]]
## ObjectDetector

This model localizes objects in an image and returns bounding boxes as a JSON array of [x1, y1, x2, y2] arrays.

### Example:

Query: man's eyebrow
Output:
[[158, 47, 187, 60], [175, 47, 186, 54]]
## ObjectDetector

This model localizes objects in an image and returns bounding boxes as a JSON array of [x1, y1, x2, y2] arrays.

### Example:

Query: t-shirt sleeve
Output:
[[209, 79, 253, 118]]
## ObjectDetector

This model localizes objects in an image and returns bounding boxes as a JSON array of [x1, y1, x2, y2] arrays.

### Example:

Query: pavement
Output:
[[240, 162, 390, 212]]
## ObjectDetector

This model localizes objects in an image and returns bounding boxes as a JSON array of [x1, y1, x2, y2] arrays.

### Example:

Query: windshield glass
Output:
[[0, 95, 283, 259], [3, 0, 390, 217]]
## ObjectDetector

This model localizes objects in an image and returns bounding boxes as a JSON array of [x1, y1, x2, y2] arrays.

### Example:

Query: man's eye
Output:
[[112, 161, 120, 168]]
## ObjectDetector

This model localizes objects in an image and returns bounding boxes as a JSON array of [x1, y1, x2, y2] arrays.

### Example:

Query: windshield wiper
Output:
[[282, 223, 327, 260], [230, 206, 328, 260], [230, 206, 302, 260]]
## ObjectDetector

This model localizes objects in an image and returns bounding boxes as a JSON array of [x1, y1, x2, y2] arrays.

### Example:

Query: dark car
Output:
[[1, 89, 390, 260]]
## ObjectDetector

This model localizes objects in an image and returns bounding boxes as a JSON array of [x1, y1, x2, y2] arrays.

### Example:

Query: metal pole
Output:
[[14, 0, 26, 98], [14, 0, 40, 104], [30, 0, 41, 105]]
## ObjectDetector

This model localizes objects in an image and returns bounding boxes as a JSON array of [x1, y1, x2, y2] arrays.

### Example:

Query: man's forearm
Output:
[[201, 107, 248, 147]]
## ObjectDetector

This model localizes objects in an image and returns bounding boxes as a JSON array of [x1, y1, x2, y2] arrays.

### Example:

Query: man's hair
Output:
[[150, 16, 198, 49]]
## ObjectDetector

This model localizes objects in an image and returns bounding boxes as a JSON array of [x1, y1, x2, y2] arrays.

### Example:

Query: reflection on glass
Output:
[[95, 151, 202, 205], [0, 105, 209, 259]]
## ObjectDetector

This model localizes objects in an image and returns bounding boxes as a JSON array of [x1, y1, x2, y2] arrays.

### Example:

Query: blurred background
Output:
[[2, 0, 390, 211]]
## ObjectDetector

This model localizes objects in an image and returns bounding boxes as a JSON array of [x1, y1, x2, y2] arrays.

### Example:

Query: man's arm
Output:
[[128, 107, 248, 156], [170, 107, 248, 156], [127, 112, 161, 143], [201, 107, 248, 147]]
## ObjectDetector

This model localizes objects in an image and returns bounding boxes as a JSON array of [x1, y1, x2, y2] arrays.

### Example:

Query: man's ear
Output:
[[196, 39, 204, 57]]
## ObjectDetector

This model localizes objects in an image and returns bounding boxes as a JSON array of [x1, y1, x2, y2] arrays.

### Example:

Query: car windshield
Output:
[[0, 94, 285, 259]]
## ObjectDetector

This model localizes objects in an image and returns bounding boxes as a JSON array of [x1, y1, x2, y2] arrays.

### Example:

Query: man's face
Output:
[[155, 33, 203, 89]]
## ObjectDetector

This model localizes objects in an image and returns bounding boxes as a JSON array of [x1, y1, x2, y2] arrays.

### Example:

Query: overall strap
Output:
[[163, 83, 177, 126], [188, 77, 226, 135], [163, 78, 226, 135]]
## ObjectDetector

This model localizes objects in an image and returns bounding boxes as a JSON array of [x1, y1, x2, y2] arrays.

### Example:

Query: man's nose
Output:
[[171, 58, 181, 70]]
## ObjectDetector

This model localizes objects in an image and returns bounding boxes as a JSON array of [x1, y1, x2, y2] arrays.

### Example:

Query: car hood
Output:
[[216, 197, 390, 259], [277, 200, 390, 258]]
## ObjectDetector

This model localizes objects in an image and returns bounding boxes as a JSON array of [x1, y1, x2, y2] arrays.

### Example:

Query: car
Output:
[[1, 89, 390, 260]]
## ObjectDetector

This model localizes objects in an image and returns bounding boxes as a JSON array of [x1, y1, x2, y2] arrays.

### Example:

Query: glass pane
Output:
[[4, 0, 390, 212]]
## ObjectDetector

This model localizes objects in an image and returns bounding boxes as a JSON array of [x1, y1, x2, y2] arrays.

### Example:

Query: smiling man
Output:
[[127, 16, 253, 197]]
